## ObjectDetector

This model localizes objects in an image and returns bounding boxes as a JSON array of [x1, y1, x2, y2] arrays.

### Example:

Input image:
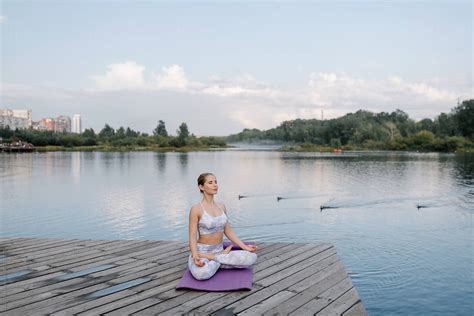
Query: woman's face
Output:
[[200, 175, 218, 195]]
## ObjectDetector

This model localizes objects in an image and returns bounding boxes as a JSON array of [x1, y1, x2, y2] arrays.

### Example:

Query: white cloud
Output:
[[202, 75, 265, 97], [3, 64, 471, 134], [90, 61, 146, 91], [153, 64, 188, 90], [0, 16, 7, 24], [307, 72, 463, 118]]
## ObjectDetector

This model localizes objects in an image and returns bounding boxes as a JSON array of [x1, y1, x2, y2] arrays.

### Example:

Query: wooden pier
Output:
[[0, 237, 367, 315]]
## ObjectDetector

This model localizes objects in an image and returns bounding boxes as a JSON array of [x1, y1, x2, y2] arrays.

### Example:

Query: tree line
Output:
[[0, 120, 226, 149], [227, 99, 474, 152], [1, 100, 472, 152]]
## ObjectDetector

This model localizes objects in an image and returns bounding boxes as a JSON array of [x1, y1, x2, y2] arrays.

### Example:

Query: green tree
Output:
[[171, 122, 190, 147], [153, 120, 168, 137], [116, 126, 126, 138], [82, 128, 96, 138], [177, 122, 189, 140], [125, 127, 138, 138], [434, 113, 456, 137], [417, 118, 435, 133], [99, 124, 115, 138], [452, 100, 474, 139]]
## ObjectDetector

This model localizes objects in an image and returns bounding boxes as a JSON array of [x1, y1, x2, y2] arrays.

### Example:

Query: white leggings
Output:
[[188, 242, 257, 280]]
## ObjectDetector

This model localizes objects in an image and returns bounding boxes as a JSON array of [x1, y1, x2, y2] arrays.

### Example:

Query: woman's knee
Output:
[[189, 258, 219, 280], [246, 251, 257, 265], [215, 250, 257, 266], [191, 269, 213, 280]]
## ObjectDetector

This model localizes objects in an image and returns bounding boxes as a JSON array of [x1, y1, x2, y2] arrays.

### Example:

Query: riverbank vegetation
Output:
[[228, 100, 474, 152], [0, 120, 226, 151], [1, 100, 472, 152]]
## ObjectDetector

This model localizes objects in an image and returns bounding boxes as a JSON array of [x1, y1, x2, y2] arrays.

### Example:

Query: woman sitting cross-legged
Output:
[[188, 172, 257, 280]]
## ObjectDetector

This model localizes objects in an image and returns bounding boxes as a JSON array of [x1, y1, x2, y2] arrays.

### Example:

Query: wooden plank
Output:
[[1, 258, 185, 315], [191, 250, 335, 315], [318, 287, 361, 315], [0, 238, 42, 248], [0, 237, 27, 244], [148, 244, 313, 315], [0, 240, 118, 271], [54, 243, 274, 316], [144, 246, 335, 315], [0, 241, 162, 293], [1, 259, 136, 303], [132, 290, 207, 315], [255, 246, 335, 287], [0, 242, 178, 299], [289, 277, 354, 315], [1, 239, 140, 271], [69, 270, 185, 315], [254, 243, 322, 273], [236, 291, 296, 316], [0, 252, 124, 296], [1, 238, 65, 250], [6, 243, 93, 262], [262, 265, 348, 315], [3, 239, 167, 276], [90, 243, 271, 315], [134, 243, 307, 315], [0, 242, 181, 305], [343, 301, 368, 316], [33, 263, 187, 316], [0, 238, 366, 315], [287, 260, 345, 293], [2, 249, 181, 307], [4, 238, 82, 253], [2, 239, 81, 255], [4, 238, 113, 256], [207, 251, 339, 315]]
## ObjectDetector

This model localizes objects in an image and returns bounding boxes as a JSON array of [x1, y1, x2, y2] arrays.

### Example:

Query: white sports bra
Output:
[[198, 202, 228, 235]]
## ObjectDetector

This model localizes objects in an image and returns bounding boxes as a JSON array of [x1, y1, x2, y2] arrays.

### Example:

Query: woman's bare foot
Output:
[[198, 245, 232, 261], [222, 245, 233, 254], [198, 252, 215, 260]]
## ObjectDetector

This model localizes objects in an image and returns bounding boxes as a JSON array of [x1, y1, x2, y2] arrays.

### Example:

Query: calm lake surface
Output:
[[1, 150, 473, 315]]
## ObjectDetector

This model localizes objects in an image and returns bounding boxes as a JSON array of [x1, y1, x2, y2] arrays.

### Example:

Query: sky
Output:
[[1, 0, 472, 136]]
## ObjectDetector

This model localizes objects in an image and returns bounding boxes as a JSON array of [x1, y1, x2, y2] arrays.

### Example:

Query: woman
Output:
[[188, 172, 258, 280]]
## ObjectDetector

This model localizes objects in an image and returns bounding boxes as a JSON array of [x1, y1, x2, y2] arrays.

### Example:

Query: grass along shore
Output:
[[34, 144, 231, 152]]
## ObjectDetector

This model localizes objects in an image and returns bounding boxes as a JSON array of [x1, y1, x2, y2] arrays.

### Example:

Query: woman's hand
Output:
[[242, 244, 258, 252], [193, 256, 205, 267]]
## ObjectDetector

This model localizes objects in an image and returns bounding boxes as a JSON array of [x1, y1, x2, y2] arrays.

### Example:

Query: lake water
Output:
[[1, 150, 473, 315]]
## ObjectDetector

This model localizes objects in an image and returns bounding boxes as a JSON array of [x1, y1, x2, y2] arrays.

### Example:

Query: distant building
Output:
[[54, 116, 71, 133], [35, 118, 55, 131], [0, 109, 32, 129], [72, 114, 81, 133]]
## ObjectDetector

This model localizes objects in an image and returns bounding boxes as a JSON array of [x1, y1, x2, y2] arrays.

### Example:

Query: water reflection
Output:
[[155, 153, 167, 173], [100, 152, 116, 172], [117, 152, 131, 172], [71, 152, 81, 182], [178, 152, 188, 167], [453, 153, 474, 184], [178, 152, 189, 176], [101, 186, 145, 239], [0, 153, 33, 180]]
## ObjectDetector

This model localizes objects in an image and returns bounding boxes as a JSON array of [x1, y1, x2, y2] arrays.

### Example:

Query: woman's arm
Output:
[[189, 206, 204, 266], [222, 203, 257, 252]]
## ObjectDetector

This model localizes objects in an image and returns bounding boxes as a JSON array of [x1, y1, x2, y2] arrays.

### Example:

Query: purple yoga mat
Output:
[[176, 242, 256, 292]]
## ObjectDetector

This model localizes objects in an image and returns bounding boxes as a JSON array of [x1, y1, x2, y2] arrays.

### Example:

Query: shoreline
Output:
[[9, 145, 472, 154], [32, 145, 231, 153]]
